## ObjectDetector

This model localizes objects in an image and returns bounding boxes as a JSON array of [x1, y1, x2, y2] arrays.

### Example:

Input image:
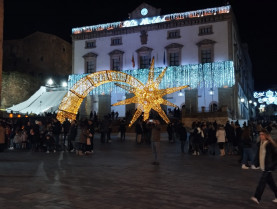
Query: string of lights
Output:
[[72, 5, 230, 34], [68, 60, 234, 95]]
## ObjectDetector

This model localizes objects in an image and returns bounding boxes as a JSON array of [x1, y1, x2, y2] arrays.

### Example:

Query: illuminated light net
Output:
[[68, 61, 234, 95], [56, 58, 189, 126]]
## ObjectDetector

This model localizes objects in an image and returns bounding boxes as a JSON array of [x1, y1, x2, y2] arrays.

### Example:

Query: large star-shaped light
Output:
[[112, 57, 189, 127]]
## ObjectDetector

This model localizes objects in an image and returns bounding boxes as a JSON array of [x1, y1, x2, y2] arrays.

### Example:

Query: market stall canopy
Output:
[[6, 86, 67, 115]]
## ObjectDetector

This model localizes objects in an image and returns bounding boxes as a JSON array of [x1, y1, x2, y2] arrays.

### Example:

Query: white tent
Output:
[[6, 86, 67, 115]]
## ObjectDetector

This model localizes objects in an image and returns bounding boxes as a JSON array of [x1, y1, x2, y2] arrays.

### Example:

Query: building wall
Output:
[[4, 31, 72, 76], [73, 21, 229, 74], [2, 31, 72, 108], [71, 4, 254, 121], [0, 0, 3, 107]]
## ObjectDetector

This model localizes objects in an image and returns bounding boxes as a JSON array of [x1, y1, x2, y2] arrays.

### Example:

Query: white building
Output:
[[69, 3, 255, 125]]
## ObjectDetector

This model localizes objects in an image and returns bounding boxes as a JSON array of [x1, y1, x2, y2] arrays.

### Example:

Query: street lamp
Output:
[[62, 81, 67, 87], [47, 78, 54, 87]]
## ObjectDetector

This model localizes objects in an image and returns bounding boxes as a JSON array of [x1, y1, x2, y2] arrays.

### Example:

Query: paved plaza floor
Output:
[[0, 133, 276, 209]]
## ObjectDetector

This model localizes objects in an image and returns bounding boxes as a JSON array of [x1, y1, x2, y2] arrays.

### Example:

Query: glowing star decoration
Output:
[[112, 57, 189, 127]]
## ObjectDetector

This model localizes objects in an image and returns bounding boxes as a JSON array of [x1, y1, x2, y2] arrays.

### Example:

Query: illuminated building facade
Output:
[[70, 3, 255, 124]]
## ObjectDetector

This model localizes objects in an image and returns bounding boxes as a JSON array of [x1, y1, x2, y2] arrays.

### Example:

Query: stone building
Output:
[[69, 3, 255, 125], [0, 0, 3, 106], [2, 31, 72, 108]]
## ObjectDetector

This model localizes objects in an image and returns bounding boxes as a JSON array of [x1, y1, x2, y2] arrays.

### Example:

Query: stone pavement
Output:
[[0, 133, 276, 209]]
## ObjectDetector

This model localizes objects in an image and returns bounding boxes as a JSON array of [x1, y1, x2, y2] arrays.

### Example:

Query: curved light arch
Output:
[[56, 70, 144, 123]]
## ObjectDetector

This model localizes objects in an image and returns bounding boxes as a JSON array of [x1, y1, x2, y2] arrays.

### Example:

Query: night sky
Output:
[[3, 0, 277, 91]]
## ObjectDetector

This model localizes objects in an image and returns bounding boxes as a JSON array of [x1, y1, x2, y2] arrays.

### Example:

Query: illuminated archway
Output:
[[57, 58, 189, 126], [56, 70, 144, 123]]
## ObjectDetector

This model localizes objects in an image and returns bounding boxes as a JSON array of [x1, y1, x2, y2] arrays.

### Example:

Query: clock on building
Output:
[[141, 8, 148, 16]]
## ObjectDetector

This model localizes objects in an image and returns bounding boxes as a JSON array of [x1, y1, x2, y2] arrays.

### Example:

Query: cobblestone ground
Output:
[[0, 133, 276, 209]]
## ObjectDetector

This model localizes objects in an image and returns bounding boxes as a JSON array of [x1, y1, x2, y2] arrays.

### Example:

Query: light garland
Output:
[[254, 90, 277, 105], [72, 6, 230, 34], [112, 58, 189, 126], [68, 61, 234, 95], [57, 58, 189, 126]]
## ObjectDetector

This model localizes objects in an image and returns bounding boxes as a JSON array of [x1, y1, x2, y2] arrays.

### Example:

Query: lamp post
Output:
[[47, 78, 54, 87]]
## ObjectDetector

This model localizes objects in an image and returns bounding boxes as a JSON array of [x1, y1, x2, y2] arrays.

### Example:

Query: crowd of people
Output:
[[0, 114, 276, 164], [0, 114, 277, 204]]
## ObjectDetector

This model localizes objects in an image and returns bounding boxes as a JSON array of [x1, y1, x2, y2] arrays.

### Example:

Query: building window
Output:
[[167, 30, 180, 39], [140, 55, 151, 69], [196, 39, 216, 64], [111, 37, 122, 46], [85, 40, 96, 48], [112, 58, 120, 71], [109, 50, 124, 71], [165, 43, 183, 66], [169, 52, 179, 66], [136, 46, 153, 69], [83, 52, 98, 74], [201, 49, 212, 63], [199, 25, 213, 36], [86, 60, 96, 73]]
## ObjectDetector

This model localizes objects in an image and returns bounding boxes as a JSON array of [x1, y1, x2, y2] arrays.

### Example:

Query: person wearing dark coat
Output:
[[86, 119, 95, 153], [207, 124, 217, 155], [68, 120, 78, 152], [147, 119, 161, 165], [135, 120, 143, 144], [167, 122, 173, 143], [251, 128, 277, 204], [179, 123, 187, 153], [43, 134, 55, 153], [119, 119, 126, 142], [0, 122, 5, 152]]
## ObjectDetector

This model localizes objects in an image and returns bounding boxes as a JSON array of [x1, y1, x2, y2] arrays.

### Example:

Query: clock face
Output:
[[141, 8, 148, 16]]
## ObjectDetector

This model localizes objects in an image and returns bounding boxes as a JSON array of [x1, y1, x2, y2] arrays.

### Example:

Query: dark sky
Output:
[[3, 0, 277, 91]]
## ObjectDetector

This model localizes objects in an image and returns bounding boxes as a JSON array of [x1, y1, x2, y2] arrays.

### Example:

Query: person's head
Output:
[[259, 128, 269, 142]]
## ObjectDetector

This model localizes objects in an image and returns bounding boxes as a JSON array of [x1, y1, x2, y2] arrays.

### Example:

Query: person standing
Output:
[[62, 118, 71, 150], [216, 124, 226, 156], [52, 118, 62, 151], [179, 123, 187, 153], [0, 122, 5, 152], [119, 119, 126, 142], [251, 128, 277, 204], [148, 119, 161, 165], [241, 126, 258, 169], [135, 120, 143, 144], [167, 122, 174, 143], [207, 124, 217, 155], [68, 120, 78, 152], [86, 119, 95, 153]]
